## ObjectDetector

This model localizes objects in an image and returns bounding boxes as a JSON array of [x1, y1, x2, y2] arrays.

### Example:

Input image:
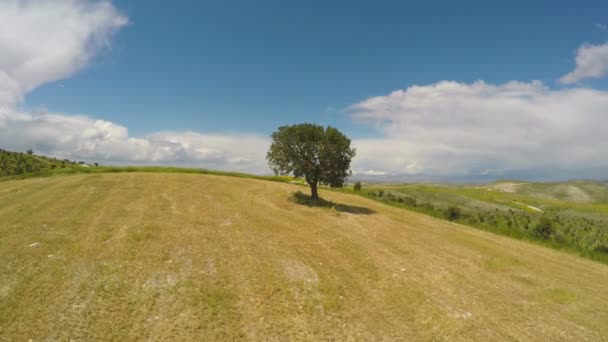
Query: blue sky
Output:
[[23, 0, 608, 136], [2, 0, 608, 179]]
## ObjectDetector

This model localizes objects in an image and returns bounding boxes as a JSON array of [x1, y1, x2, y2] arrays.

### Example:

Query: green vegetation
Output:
[[351, 181, 608, 264], [1, 173, 607, 340], [267, 123, 356, 199], [0, 148, 82, 176]]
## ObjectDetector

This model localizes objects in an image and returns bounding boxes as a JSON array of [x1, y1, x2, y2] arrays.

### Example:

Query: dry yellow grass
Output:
[[0, 173, 607, 340]]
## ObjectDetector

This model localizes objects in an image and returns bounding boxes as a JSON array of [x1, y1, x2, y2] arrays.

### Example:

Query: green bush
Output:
[[354, 181, 362, 191], [402, 197, 417, 207], [594, 244, 608, 254], [446, 206, 462, 221], [533, 216, 554, 240]]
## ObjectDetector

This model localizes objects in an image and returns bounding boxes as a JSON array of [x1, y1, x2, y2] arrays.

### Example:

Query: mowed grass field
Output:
[[1, 173, 607, 340]]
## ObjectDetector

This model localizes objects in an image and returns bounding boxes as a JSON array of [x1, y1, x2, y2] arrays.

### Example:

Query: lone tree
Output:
[[267, 123, 356, 200]]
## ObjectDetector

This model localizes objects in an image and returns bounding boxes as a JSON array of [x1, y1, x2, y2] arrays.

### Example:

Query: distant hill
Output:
[[0, 148, 83, 177], [359, 180, 608, 263], [488, 180, 608, 203]]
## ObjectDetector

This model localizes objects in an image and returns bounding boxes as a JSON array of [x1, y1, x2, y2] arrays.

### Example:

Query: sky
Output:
[[1, 0, 608, 181]]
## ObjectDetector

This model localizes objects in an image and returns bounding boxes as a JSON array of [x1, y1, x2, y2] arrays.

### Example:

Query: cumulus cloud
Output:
[[349, 80, 608, 179], [0, 110, 270, 172], [0, 0, 271, 173], [0, 0, 128, 106], [559, 42, 608, 83]]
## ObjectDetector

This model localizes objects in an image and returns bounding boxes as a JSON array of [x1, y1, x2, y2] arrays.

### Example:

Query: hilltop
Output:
[[1, 173, 607, 340]]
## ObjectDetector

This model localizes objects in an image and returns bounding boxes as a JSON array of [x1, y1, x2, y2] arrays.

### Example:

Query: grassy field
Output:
[[1, 173, 607, 340]]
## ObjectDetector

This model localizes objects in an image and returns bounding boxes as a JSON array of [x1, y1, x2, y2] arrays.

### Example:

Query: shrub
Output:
[[402, 197, 417, 207], [446, 206, 462, 221], [353, 181, 362, 191], [533, 216, 554, 240], [594, 244, 608, 254]]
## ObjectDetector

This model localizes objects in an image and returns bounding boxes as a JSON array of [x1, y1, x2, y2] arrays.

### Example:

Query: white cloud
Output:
[[350, 80, 608, 179], [596, 23, 607, 31], [0, 0, 128, 107], [0, 110, 270, 172], [0, 0, 271, 173], [559, 42, 608, 83]]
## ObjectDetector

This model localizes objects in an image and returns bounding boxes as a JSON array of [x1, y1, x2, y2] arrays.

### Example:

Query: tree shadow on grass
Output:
[[290, 191, 376, 215]]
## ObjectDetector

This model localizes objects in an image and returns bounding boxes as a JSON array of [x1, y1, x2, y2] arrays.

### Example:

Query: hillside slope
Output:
[[0, 149, 82, 177], [363, 182, 608, 262], [1, 173, 607, 340]]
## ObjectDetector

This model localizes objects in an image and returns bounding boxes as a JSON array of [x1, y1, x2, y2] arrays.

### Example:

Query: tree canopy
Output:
[[266, 123, 356, 199]]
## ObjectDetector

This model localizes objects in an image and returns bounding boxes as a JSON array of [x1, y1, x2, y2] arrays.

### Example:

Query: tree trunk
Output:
[[310, 181, 319, 200]]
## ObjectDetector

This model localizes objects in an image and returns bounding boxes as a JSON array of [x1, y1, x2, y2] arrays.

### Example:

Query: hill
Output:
[[0, 149, 83, 178], [487, 180, 608, 203], [359, 181, 608, 263], [1, 173, 607, 340], [0, 149, 299, 184]]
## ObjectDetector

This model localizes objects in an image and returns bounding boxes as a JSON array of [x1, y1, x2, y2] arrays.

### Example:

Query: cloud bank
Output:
[[350, 81, 608, 179], [0, 0, 269, 173], [0, 110, 269, 172]]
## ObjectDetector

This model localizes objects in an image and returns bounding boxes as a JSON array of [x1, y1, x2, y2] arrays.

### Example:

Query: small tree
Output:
[[26, 149, 33, 155], [267, 123, 356, 200], [354, 181, 362, 191]]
